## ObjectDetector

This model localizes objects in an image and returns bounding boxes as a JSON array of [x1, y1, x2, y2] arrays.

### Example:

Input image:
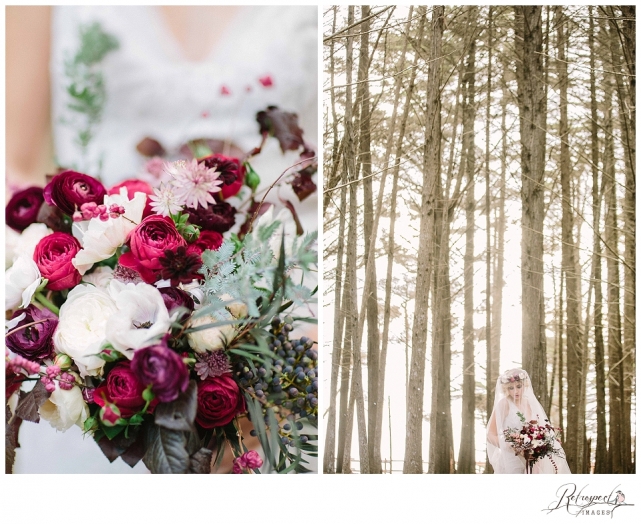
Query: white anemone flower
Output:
[[5, 257, 42, 311], [54, 285, 119, 377], [105, 282, 173, 358], [72, 188, 146, 275]]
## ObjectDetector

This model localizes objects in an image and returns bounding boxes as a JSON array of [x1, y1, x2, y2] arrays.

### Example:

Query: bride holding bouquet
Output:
[[486, 369, 571, 474]]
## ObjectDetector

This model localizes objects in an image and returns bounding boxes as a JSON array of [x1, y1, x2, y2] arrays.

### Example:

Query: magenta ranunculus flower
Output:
[[6, 305, 58, 362], [131, 343, 189, 403], [187, 201, 237, 233], [198, 154, 246, 200], [33, 232, 82, 291], [6, 186, 45, 232], [43, 170, 106, 216], [118, 215, 186, 284], [93, 361, 155, 418], [196, 374, 246, 429]]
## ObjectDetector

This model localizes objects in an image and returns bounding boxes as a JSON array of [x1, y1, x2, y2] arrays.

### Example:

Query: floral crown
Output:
[[500, 370, 526, 384]]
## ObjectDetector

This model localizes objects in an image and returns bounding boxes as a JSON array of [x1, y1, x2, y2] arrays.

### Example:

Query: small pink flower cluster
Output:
[[73, 202, 126, 222], [40, 365, 76, 392], [232, 450, 263, 474], [7, 354, 40, 375]]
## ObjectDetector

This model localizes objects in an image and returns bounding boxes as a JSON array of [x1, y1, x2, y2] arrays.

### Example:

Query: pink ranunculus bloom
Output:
[[118, 215, 186, 283], [33, 232, 82, 291], [93, 361, 157, 418]]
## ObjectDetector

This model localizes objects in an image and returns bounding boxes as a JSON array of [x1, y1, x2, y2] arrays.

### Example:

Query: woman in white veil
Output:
[[487, 368, 571, 474]]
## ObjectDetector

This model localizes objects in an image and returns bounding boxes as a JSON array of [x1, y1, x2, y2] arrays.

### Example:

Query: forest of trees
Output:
[[322, 6, 635, 474]]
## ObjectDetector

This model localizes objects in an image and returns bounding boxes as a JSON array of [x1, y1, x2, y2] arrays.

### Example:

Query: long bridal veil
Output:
[[486, 369, 571, 474]]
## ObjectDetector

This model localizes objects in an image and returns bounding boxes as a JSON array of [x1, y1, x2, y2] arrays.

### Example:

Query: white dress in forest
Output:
[[13, 5, 317, 474], [486, 370, 571, 475]]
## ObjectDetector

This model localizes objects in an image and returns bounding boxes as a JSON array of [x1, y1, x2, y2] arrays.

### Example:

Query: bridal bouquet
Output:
[[5, 107, 318, 474], [503, 412, 564, 473]]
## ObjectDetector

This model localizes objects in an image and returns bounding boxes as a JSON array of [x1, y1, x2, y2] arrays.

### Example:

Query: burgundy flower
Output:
[[194, 350, 231, 380], [131, 343, 189, 403], [118, 215, 186, 284], [6, 187, 45, 232], [159, 245, 202, 286], [187, 201, 237, 233], [158, 287, 195, 316], [6, 305, 58, 362], [108, 179, 154, 217], [43, 170, 106, 216], [198, 154, 246, 199], [94, 361, 155, 418], [33, 232, 82, 291], [196, 374, 246, 429], [192, 230, 223, 252]]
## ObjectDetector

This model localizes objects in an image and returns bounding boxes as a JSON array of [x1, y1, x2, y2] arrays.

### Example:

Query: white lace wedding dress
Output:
[[13, 5, 317, 474]]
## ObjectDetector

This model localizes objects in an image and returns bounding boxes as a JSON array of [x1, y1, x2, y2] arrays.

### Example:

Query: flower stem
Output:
[[35, 293, 60, 315]]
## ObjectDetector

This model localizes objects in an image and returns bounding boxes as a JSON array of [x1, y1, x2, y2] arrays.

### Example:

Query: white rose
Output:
[[54, 285, 119, 377], [72, 188, 146, 275], [5, 257, 42, 311], [8, 223, 53, 265], [39, 381, 89, 432], [105, 282, 172, 358], [82, 266, 114, 289], [220, 293, 248, 319], [187, 310, 236, 353]]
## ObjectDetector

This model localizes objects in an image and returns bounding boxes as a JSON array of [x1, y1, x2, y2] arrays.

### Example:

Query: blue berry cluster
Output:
[[236, 315, 318, 446]]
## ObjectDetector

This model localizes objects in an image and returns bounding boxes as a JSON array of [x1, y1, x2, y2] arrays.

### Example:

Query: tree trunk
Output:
[[514, 6, 548, 408], [589, 6, 607, 474], [403, 6, 443, 474], [556, 5, 584, 475], [458, 4, 478, 475], [354, 4, 380, 475], [606, 8, 635, 474], [376, 7, 419, 471], [601, 49, 624, 474], [323, 6, 344, 475]]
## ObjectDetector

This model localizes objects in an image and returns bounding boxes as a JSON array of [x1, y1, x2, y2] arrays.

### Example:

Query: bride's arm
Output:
[[487, 402, 501, 447], [6, 6, 54, 190]]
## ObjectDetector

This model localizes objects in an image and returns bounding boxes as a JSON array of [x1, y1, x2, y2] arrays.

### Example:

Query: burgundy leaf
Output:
[[280, 199, 304, 236], [5, 405, 23, 474], [15, 381, 50, 423], [290, 173, 317, 202], [136, 137, 166, 157], [256, 106, 305, 153]]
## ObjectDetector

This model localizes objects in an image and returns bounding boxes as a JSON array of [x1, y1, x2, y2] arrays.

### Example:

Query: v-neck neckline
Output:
[[150, 6, 246, 64]]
